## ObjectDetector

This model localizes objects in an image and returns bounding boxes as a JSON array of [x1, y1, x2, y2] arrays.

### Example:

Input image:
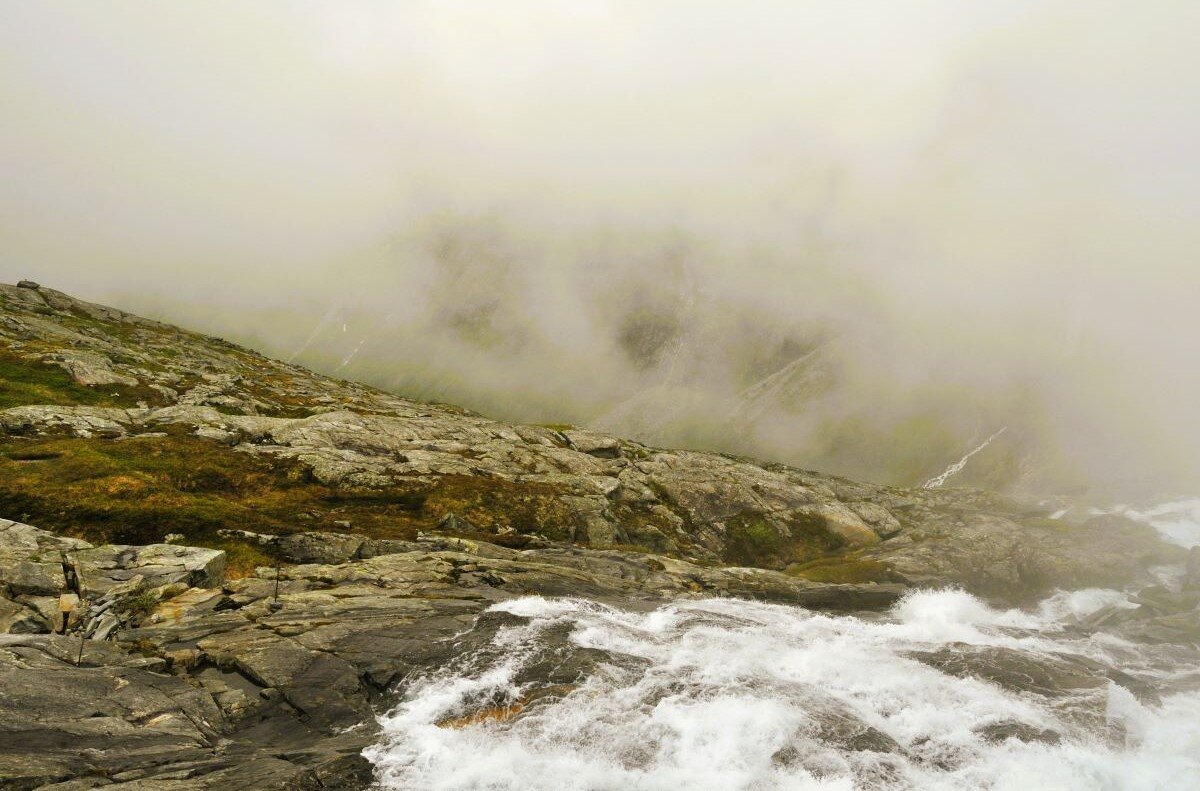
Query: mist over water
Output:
[[2, 1, 1199, 496]]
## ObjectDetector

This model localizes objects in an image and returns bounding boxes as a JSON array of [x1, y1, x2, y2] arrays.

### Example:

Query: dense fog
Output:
[[3, 1, 1198, 496]]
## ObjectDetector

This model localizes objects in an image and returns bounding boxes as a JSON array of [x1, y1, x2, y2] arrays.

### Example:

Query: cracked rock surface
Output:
[[1, 520, 905, 789]]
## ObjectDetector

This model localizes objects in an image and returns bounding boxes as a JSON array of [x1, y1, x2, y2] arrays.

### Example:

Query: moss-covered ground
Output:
[[786, 554, 900, 584], [722, 511, 849, 569], [0, 427, 600, 575], [0, 349, 162, 410]]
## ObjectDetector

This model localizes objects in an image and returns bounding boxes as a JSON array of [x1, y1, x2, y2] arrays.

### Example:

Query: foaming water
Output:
[[1119, 499, 1200, 549], [366, 589, 1200, 790]]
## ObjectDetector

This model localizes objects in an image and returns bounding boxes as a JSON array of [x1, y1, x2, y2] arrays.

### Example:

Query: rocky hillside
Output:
[[0, 281, 1179, 599], [0, 280, 1192, 789]]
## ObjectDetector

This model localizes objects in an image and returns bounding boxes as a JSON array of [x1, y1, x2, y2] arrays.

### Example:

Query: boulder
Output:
[[0, 404, 129, 437], [275, 531, 364, 565], [51, 351, 141, 388], [795, 502, 880, 548], [74, 544, 225, 595], [0, 598, 47, 633], [562, 429, 622, 458]]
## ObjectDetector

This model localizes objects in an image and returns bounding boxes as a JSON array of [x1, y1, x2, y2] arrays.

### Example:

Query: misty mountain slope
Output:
[[270, 267, 1051, 498], [1, 282, 1197, 790], [0, 281, 1179, 603]]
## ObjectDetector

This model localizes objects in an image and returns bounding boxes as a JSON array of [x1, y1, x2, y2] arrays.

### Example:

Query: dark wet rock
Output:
[[0, 515, 917, 788], [907, 643, 1158, 703], [768, 685, 902, 773], [805, 700, 900, 754], [978, 720, 1063, 745], [507, 620, 651, 689], [1112, 607, 1200, 646], [0, 634, 225, 789], [1183, 546, 1200, 592], [1130, 585, 1200, 614]]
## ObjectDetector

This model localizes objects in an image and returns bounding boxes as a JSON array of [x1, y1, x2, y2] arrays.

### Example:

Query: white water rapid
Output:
[[366, 584, 1200, 790]]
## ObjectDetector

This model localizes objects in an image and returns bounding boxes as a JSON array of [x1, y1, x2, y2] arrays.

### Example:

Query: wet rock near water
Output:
[[3, 519, 1195, 788], [0, 520, 911, 789]]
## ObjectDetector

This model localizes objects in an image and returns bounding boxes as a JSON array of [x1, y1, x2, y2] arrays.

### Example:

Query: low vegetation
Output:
[[0, 427, 599, 572], [0, 350, 153, 409], [723, 511, 848, 569], [787, 555, 900, 584]]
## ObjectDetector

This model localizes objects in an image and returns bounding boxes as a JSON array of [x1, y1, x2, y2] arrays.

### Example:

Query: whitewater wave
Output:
[[1117, 499, 1200, 549], [366, 589, 1200, 790]]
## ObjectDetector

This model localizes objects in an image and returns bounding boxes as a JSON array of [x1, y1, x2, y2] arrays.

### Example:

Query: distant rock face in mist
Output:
[[275, 295, 1053, 497]]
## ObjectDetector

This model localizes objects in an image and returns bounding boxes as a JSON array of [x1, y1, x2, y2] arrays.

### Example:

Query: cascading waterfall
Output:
[[923, 427, 1009, 489]]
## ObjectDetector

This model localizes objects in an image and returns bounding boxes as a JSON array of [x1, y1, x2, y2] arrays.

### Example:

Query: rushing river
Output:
[[366, 503, 1200, 790]]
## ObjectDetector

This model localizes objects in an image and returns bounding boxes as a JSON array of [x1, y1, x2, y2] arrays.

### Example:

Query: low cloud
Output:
[[3, 1, 1197, 497]]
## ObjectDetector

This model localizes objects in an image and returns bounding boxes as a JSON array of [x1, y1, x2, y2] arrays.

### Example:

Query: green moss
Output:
[[207, 536, 277, 579], [256, 405, 320, 419], [0, 432, 406, 547], [621, 443, 653, 461], [787, 555, 898, 584], [719, 507, 870, 569], [724, 515, 784, 566], [0, 349, 166, 410], [0, 432, 590, 559], [422, 474, 577, 541], [113, 588, 160, 619], [0, 351, 108, 409], [602, 542, 661, 557]]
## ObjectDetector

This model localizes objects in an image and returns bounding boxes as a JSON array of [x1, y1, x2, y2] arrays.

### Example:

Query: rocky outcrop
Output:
[[0, 395, 1178, 598], [51, 351, 141, 388], [0, 520, 906, 789], [2, 520, 1197, 789]]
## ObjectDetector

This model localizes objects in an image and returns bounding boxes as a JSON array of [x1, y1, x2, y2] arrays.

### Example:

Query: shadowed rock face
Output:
[[0, 284, 1191, 788]]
